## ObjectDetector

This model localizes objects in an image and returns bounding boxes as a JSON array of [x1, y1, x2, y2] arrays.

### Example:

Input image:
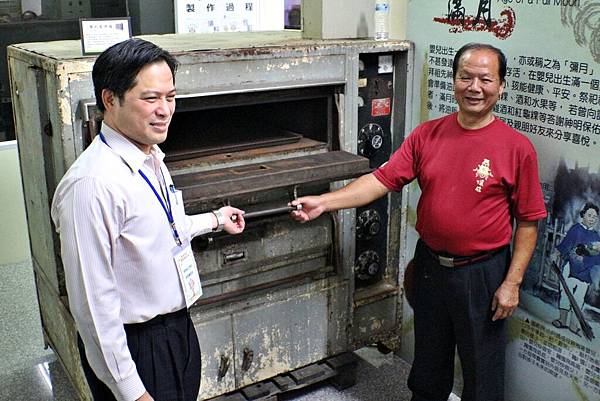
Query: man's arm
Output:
[[491, 219, 538, 321], [52, 177, 146, 401], [290, 173, 391, 222]]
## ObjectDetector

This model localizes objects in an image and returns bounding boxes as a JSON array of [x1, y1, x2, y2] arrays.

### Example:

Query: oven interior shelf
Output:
[[164, 129, 303, 162], [174, 151, 372, 206]]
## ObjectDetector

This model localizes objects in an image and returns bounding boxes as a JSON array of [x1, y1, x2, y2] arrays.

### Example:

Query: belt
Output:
[[124, 308, 189, 330], [423, 243, 506, 268]]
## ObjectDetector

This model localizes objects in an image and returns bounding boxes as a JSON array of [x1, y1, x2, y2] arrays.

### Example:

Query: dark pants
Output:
[[408, 240, 509, 401], [78, 308, 201, 401]]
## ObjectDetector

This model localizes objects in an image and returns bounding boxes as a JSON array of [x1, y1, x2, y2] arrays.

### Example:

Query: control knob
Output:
[[357, 209, 381, 240], [355, 250, 381, 281], [358, 123, 384, 158]]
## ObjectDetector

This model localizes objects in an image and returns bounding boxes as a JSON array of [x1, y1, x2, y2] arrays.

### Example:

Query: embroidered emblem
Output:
[[473, 159, 493, 193]]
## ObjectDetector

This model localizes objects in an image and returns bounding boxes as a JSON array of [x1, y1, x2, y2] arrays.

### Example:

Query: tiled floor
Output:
[[0, 260, 458, 401], [0, 346, 414, 401], [0, 261, 52, 373]]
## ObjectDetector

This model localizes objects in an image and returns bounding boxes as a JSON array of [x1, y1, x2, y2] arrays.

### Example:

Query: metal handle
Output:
[[242, 348, 254, 371], [223, 251, 245, 263], [232, 204, 302, 222], [217, 355, 230, 381]]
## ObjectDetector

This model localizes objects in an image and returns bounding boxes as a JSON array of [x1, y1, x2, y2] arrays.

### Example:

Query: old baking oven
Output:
[[8, 32, 412, 400]]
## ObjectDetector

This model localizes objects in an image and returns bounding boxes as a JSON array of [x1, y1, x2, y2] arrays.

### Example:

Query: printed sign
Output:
[[79, 18, 131, 55], [175, 0, 261, 33], [372, 98, 391, 117], [403, 2, 600, 400]]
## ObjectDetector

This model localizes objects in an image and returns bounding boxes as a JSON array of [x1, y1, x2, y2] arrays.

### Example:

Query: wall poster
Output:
[[404, 1, 600, 400], [175, 0, 263, 33]]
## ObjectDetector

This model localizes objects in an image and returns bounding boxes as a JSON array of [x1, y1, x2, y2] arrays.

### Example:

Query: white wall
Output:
[[20, 0, 41, 15], [302, 0, 408, 40], [390, 0, 408, 40], [260, 0, 285, 30], [0, 141, 30, 265]]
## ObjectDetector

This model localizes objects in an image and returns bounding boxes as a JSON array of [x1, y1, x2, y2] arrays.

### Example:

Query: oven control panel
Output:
[[355, 52, 394, 286]]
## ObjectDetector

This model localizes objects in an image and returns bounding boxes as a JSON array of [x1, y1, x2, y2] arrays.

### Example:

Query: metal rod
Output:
[[232, 204, 302, 221]]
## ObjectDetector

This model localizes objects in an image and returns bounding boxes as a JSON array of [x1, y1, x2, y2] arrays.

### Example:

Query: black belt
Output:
[[423, 243, 506, 268], [125, 308, 189, 330]]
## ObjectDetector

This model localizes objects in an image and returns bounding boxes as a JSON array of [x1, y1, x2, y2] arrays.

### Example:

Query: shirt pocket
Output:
[[171, 189, 190, 239]]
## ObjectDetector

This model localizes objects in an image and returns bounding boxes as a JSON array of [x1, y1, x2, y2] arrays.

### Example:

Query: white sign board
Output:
[[175, 0, 283, 33], [79, 18, 132, 55]]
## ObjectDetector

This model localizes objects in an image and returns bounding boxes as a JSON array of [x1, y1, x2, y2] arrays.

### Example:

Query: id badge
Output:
[[173, 241, 202, 307]]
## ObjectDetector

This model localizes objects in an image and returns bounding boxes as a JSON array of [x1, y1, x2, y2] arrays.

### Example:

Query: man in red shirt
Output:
[[291, 43, 547, 401]]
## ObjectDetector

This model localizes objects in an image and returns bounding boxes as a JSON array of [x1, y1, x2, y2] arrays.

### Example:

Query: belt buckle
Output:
[[438, 255, 455, 267]]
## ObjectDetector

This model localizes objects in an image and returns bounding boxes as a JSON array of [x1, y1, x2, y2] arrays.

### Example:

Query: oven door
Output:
[[174, 150, 372, 304]]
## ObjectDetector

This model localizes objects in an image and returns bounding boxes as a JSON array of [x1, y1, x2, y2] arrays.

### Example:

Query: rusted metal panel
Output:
[[65, 72, 95, 164], [191, 279, 346, 400], [352, 291, 400, 350], [34, 261, 92, 401], [194, 315, 236, 399], [174, 54, 347, 95], [231, 287, 330, 387], [7, 31, 411, 67], [8, 55, 62, 292], [195, 215, 332, 277]]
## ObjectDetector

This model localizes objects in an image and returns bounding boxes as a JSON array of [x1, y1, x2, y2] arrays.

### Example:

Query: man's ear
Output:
[[101, 89, 116, 111]]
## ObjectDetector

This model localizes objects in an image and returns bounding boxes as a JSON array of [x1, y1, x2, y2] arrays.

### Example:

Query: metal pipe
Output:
[[232, 204, 302, 221]]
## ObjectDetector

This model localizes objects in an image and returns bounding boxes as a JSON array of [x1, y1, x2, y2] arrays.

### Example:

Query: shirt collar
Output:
[[580, 222, 595, 231], [99, 122, 165, 172]]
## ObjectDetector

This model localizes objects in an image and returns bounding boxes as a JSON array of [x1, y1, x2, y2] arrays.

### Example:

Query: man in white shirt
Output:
[[51, 38, 245, 401]]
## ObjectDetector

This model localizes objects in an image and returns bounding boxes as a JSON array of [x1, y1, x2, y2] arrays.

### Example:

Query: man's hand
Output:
[[290, 196, 326, 222], [490, 219, 538, 321], [289, 173, 390, 223], [491, 280, 520, 321], [136, 391, 154, 401], [219, 206, 245, 234]]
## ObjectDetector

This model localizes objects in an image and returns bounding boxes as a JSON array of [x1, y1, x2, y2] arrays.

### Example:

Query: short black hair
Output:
[[92, 38, 178, 112], [580, 202, 599, 218], [452, 43, 507, 83]]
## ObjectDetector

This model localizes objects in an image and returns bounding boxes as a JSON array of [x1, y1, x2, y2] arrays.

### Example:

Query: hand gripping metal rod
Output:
[[231, 204, 303, 221]]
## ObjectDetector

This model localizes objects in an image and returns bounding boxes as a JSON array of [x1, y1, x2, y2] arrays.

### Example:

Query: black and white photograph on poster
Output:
[[521, 159, 600, 343]]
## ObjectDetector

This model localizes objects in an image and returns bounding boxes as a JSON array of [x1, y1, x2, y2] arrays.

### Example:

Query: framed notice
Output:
[[79, 17, 132, 55], [175, 0, 283, 34], [175, 0, 260, 33]]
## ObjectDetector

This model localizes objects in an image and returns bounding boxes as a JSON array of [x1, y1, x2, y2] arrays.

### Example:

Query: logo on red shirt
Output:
[[473, 159, 493, 193]]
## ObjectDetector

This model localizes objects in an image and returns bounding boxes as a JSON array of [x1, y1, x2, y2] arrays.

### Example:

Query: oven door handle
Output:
[[232, 204, 302, 221]]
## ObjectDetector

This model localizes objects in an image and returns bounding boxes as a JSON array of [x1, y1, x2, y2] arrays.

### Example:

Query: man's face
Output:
[[453, 49, 504, 124], [102, 60, 175, 154], [582, 208, 599, 229]]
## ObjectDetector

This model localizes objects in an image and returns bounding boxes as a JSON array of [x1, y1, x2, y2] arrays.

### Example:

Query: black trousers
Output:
[[408, 240, 509, 401], [78, 308, 201, 401]]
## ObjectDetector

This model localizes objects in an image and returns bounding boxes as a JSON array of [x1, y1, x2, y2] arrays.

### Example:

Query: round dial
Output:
[[357, 209, 382, 240], [358, 123, 384, 157], [355, 250, 381, 281]]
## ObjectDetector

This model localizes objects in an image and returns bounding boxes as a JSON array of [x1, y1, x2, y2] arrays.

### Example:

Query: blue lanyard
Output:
[[98, 132, 182, 246]]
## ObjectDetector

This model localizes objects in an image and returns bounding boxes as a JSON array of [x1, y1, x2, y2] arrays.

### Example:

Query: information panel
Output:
[[403, 2, 600, 400], [175, 0, 283, 33]]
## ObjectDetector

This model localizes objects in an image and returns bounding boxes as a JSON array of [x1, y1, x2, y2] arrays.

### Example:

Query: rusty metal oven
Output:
[[9, 32, 412, 400]]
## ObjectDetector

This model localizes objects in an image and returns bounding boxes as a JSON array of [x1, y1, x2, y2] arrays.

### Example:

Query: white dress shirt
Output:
[[51, 123, 214, 401]]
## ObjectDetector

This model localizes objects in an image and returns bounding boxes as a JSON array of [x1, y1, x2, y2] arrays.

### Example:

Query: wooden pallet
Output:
[[209, 352, 359, 401]]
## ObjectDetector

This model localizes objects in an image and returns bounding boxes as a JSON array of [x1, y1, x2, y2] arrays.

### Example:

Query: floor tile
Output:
[[0, 261, 52, 374]]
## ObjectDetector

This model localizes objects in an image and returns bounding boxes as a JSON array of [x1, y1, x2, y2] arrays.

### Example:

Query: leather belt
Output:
[[423, 244, 506, 268]]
